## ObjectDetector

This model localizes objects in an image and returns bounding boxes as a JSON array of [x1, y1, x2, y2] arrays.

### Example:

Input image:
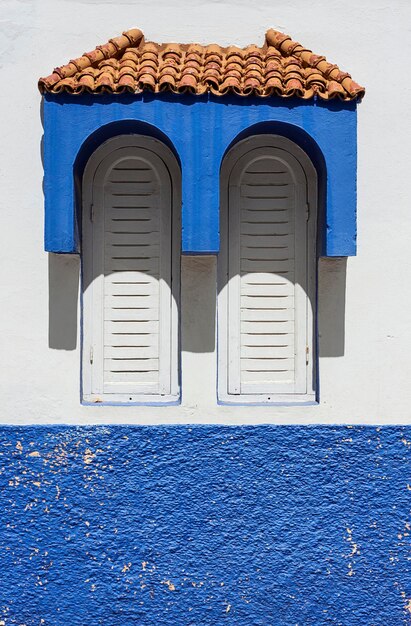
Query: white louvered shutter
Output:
[[82, 140, 179, 402], [221, 143, 314, 399]]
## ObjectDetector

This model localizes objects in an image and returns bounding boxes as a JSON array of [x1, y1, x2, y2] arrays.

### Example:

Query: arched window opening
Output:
[[218, 135, 317, 404], [82, 135, 180, 404]]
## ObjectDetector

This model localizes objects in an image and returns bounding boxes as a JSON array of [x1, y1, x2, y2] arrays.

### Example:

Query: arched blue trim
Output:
[[222, 121, 325, 175], [42, 93, 357, 256], [74, 120, 181, 177]]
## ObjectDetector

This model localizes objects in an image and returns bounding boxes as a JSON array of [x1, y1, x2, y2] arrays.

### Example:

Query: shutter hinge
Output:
[[305, 202, 310, 221], [306, 345, 309, 365], [90, 203, 94, 222], [89, 346, 94, 364]]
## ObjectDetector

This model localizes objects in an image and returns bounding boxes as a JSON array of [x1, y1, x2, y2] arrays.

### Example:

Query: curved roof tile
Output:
[[38, 28, 365, 101]]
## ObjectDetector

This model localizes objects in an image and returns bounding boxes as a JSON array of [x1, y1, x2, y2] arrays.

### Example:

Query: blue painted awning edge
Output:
[[41, 94, 358, 256]]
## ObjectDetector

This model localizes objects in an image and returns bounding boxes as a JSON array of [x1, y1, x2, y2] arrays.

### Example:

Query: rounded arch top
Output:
[[222, 122, 326, 182], [221, 133, 318, 183], [82, 133, 181, 188], [74, 120, 181, 181], [222, 134, 317, 190], [221, 133, 318, 228]]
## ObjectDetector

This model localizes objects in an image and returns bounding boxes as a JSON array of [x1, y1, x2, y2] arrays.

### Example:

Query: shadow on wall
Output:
[[48, 254, 80, 350], [317, 257, 347, 358], [181, 256, 216, 355], [47, 254, 218, 355], [48, 253, 346, 358]]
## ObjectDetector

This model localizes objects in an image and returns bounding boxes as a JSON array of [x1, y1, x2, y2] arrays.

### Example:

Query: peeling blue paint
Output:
[[0, 426, 410, 625], [42, 94, 357, 256]]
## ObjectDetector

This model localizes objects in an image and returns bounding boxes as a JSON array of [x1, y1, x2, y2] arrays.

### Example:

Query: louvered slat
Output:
[[225, 150, 307, 396], [104, 320, 159, 334], [239, 157, 296, 391], [241, 320, 295, 333], [102, 156, 163, 393], [105, 334, 158, 348]]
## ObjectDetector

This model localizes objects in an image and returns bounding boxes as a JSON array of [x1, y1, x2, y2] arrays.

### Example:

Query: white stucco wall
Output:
[[1, 0, 411, 424]]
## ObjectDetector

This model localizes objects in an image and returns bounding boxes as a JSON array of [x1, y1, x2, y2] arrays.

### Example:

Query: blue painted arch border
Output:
[[42, 93, 357, 256]]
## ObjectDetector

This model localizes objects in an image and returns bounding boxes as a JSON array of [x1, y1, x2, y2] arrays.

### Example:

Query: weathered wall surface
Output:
[[1, 426, 410, 625], [0, 0, 411, 422]]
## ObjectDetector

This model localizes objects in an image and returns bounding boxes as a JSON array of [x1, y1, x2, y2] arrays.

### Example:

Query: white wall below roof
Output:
[[1, 0, 411, 424]]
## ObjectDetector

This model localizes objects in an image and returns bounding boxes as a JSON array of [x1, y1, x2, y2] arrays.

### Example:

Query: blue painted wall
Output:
[[1, 426, 410, 625], [42, 94, 358, 256]]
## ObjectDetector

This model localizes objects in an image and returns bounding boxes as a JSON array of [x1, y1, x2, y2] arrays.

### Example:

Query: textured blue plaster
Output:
[[42, 93, 357, 256], [0, 426, 410, 625]]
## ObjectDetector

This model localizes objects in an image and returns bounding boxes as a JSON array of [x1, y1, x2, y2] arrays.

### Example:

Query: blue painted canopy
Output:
[[42, 93, 357, 256]]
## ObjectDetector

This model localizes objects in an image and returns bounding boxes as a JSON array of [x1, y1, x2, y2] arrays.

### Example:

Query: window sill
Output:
[[82, 394, 181, 406], [217, 393, 317, 407]]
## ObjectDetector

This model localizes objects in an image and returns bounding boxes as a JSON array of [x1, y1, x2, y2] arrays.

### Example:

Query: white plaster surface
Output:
[[1, 0, 411, 424]]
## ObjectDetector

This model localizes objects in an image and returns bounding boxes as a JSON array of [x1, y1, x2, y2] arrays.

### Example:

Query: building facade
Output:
[[0, 1, 410, 624]]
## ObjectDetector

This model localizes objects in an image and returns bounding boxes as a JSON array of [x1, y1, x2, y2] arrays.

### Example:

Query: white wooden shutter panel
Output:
[[227, 147, 308, 396], [83, 142, 178, 402]]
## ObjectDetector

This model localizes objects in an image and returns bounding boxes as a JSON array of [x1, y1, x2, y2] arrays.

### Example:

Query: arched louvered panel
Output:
[[219, 137, 316, 403], [82, 137, 180, 403]]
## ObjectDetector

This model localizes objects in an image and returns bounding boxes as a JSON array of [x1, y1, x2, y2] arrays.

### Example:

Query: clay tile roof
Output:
[[38, 28, 365, 101]]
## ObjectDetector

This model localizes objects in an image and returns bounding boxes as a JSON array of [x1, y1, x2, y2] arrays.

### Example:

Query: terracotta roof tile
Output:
[[38, 28, 365, 101]]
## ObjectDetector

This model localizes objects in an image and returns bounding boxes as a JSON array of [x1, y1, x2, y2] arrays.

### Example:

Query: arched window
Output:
[[81, 135, 180, 403], [218, 135, 317, 404]]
